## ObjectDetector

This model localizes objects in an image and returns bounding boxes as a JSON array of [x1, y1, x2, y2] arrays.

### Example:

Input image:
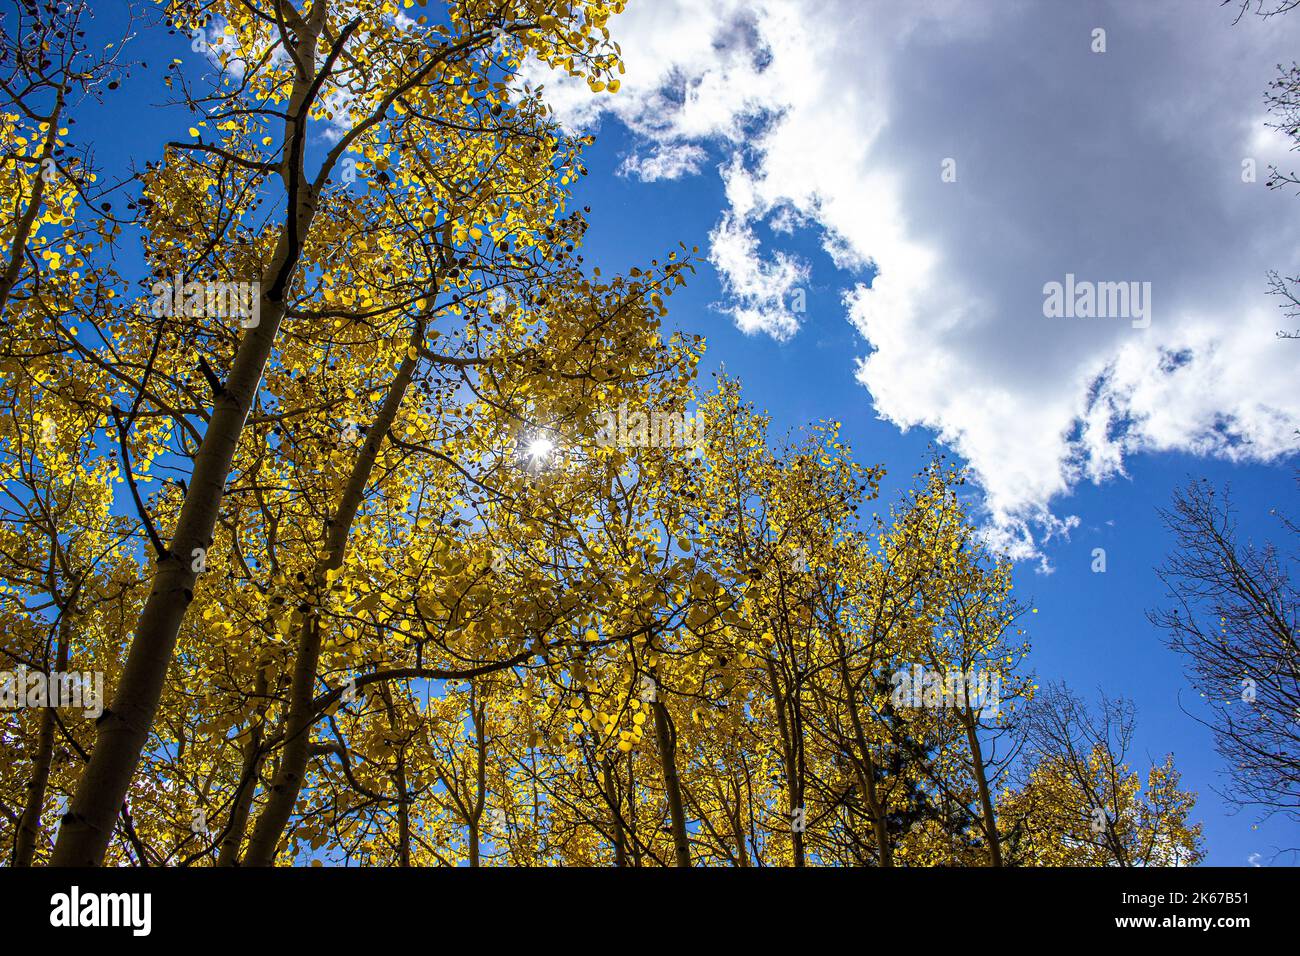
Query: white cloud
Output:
[[527, 0, 1300, 561], [619, 143, 709, 182], [709, 211, 809, 340]]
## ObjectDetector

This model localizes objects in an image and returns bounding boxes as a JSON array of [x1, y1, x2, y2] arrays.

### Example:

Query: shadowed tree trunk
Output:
[[216, 669, 269, 866], [766, 657, 806, 867], [603, 757, 627, 866], [829, 630, 893, 868], [651, 695, 690, 867], [13, 603, 72, 866], [962, 703, 1003, 867]]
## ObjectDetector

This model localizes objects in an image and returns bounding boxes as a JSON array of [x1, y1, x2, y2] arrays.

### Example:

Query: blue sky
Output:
[[75, 0, 1298, 865]]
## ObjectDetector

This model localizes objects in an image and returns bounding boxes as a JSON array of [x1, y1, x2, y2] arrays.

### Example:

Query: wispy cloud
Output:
[[619, 143, 709, 182], [708, 211, 808, 340]]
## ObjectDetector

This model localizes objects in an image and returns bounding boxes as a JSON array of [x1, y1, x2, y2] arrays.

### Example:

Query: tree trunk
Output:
[[13, 608, 71, 865], [651, 698, 690, 867], [728, 776, 749, 867], [468, 695, 487, 867], [962, 705, 1003, 867], [833, 645, 893, 867], [765, 657, 805, 867], [380, 685, 412, 868], [395, 753, 411, 868], [241, 614, 323, 866], [216, 669, 269, 866], [216, 735, 265, 866], [603, 758, 627, 866], [50, 16, 328, 867]]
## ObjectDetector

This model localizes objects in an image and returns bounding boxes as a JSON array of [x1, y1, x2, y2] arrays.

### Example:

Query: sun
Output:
[[524, 436, 554, 464]]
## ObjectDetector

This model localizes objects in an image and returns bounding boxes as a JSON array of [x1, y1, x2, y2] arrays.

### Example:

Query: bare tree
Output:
[[1265, 59, 1300, 338], [1019, 685, 1140, 866], [1225, 0, 1300, 336], [1003, 684, 1204, 867], [1149, 479, 1300, 823], [1223, 0, 1300, 24], [1266, 270, 1299, 339]]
